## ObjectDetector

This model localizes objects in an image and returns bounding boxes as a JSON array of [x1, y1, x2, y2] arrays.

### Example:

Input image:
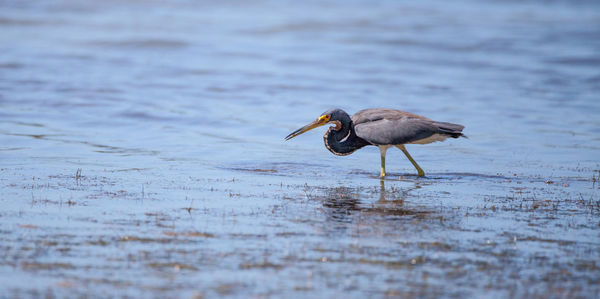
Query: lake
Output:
[[1, 0, 599, 297]]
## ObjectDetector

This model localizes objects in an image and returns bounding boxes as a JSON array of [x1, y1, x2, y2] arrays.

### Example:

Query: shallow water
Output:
[[1, 0, 599, 297]]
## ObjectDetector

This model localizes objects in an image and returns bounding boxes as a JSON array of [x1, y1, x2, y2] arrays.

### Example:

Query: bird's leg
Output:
[[378, 146, 389, 178], [396, 145, 425, 177]]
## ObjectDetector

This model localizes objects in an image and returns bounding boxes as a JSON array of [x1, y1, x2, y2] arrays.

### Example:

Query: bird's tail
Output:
[[433, 121, 466, 139]]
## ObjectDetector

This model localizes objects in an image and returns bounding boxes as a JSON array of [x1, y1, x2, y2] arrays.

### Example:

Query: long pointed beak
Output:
[[285, 119, 327, 141]]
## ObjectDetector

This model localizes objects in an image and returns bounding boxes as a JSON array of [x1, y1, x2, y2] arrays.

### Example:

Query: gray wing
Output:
[[354, 117, 440, 145], [352, 108, 430, 125]]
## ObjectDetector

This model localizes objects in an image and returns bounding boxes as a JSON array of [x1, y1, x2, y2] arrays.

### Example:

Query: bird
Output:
[[285, 108, 465, 178]]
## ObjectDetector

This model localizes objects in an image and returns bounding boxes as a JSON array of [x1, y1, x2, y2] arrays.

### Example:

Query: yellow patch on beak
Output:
[[318, 115, 330, 122]]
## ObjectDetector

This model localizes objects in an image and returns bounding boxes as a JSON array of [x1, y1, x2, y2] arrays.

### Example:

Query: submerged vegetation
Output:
[[1, 166, 598, 297]]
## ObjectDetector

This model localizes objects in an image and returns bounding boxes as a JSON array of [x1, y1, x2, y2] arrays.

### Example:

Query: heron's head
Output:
[[284, 108, 350, 140]]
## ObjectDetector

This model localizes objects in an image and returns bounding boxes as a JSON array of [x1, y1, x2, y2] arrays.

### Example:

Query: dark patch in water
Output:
[[547, 56, 600, 67], [87, 39, 189, 49]]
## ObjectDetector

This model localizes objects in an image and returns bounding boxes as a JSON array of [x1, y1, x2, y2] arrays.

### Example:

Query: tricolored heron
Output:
[[285, 108, 465, 177]]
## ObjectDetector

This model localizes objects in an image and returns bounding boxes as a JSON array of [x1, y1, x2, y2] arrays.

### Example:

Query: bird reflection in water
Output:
[[321, 180, 427, 223]]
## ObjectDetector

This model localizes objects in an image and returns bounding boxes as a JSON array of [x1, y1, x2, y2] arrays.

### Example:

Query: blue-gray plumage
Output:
[[285, 108, 465, 177]]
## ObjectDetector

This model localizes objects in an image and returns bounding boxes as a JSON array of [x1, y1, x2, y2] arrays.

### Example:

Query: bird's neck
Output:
[[323, 121, 368, 156]]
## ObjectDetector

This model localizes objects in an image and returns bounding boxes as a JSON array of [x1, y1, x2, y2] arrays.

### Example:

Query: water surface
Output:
[[1, 0, 599, 297]]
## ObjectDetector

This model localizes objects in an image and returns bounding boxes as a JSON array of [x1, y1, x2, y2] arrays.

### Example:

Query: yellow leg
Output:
[[378, 146, 390, 178], [396, 145, 425, 177]]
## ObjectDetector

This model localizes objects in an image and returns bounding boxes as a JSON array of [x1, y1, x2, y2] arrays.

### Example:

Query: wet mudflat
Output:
[[1, 0, 599, 298]]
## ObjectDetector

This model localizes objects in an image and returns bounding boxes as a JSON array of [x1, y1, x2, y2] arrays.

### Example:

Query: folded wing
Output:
[[352, 109, 464, 145]]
